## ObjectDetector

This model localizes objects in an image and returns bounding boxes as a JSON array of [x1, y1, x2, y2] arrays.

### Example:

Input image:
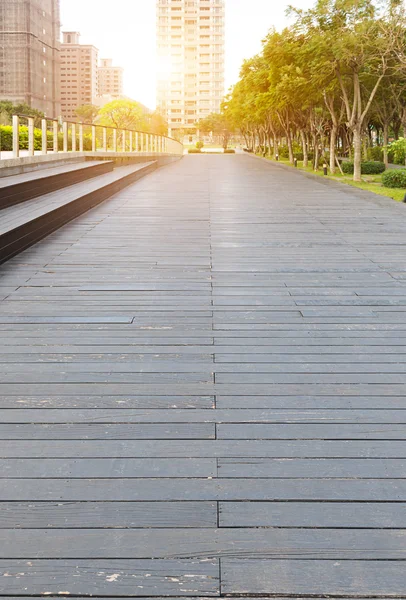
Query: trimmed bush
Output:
[[342, 160, 386, 175], [196, 141, 204, 149], [188, 148, 201, 153], [382, 169, 406, 188], [0, 125, 93, 151], [367, 147, 384, 162], [224, 149, 235, 154]]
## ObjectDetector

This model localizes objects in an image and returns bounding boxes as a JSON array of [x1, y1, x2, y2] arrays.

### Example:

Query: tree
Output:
[[0, 101, 44, 127], [145, 111, 168, 136], [75, 104, 99, 124], [98, 99, 144, 131], [198, 112, 234, 149]]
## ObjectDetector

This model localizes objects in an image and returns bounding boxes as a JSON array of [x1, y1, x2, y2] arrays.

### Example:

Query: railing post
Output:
[[92, 125, 96, 152], [122, 130, 126, 152], [41, 119, 47, 155], [79, 123, 84, 152], [63, 121, 68, 153], [71, 122, 76, 153], [129, 131, 133, 152], [12, 115, 20, 158], [103, 127, 107, 152], [27, 117, 35, 156], [53, 121, 58, 153], [135, 132, 139, 153], [141, 133, 145, 152], [113, 129, 117, 152]]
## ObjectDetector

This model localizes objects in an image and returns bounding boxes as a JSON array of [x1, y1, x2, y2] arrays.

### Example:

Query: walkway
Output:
[[1, 154, 406, 597]]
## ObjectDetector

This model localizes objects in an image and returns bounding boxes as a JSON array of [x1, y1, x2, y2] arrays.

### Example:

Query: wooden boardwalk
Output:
[[1, 154, 406, 597]]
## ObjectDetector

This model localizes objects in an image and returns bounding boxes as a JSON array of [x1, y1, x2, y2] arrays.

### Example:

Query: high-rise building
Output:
[[98, 59, 124, 98], [156, 0, 225, 140], [0, 0, 61, 116], [60, 32, 98, 120]]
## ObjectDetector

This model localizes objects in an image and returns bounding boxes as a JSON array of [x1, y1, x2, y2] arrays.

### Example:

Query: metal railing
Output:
[[9, 115, 183, 159]]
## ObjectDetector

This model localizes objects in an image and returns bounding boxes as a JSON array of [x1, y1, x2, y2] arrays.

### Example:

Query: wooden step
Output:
[[0, 160, 114, 209], [0, 161, 157, 263]]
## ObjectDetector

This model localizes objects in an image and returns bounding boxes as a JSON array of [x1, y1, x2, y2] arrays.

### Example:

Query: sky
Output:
[[60, 0, 314, 109]]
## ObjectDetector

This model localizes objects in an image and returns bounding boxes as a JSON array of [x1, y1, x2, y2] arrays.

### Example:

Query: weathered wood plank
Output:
[[2, 528, 406, 559], [0, 458, 217, 478], [219, 501, 406, 527], [0, 559, 219, 596], [221, 559, 406, 596], [1, 478, 405, 501], [0, 501, 217, 528]]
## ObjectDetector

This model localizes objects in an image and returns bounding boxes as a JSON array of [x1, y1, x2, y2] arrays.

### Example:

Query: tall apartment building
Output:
[[60, 31, 98, 120], [98, 59, 124, 98], [156, 0, 225, 140], [0, 0, 61, 116]]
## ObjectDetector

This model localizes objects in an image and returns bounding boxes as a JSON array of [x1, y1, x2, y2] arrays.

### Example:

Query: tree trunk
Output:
[[300, 130, 308, 167], [353, 127, 362, 182], [383, 122, 389, 169], [273, 136, 279, 158], [330, 125, 338, 174], [286, 132, 294, 164]]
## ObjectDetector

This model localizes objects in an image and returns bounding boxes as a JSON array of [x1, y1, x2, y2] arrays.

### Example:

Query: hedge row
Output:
[[0, 125, 93, 151], [342, 160, 386, 174]]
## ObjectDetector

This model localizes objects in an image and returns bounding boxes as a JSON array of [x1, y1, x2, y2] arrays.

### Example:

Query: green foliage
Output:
[[98, 99, 144, 131], [0, 101, 44, 127], [387, 139, 406, 166], [224, 149, 236, 153], [188, 148, 201, 153], [0, 125, 93, 151], [75, 104, 99, 124], [367, 147, 384, 162], [342, 161, 386, 174], [382, 169, 406, 188], [196, 141, 204, 149]]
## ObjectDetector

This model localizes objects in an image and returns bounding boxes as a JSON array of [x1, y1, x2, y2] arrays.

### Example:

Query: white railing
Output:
[[8, 115, 183, 159]]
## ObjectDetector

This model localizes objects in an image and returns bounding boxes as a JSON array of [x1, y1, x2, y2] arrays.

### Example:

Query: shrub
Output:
[[196, 141, 204, 149], [387, 138, 406, 166], [367, 146, 384, 162], [342, 160, 386, 175], [0, 125, 94, 151], [224, 149, 235, 154], [382, 169, 406, 188], [188, 148, 201, 153]]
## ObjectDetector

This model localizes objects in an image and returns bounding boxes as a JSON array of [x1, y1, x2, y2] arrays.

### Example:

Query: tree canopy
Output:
[[223, 0, 406, 181]]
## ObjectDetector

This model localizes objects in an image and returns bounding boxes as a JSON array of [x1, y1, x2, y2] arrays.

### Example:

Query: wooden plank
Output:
[[0, 395, 215, 409], [1, 439, 406, 458], [218, 458, 406, 478], [221, 559, 406, 596], [1, 478, 406, 501], [0, 501, 217, 528], [0, 559, 219, 597], [217, 423, 406, 439], [0, 423, 215, 440], [2, 528, 406, 559], [219, 502, 406, 527], [0, 458, 217, 478], [1, 408, 405, 423]]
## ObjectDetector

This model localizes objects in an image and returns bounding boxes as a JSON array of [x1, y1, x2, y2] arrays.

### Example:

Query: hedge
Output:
[[342, 160, 386, 175], [224, 149, 235, 153], [382, 169, 406, 188], [188, 148, 201, 153], [0, 125, 93, 151]]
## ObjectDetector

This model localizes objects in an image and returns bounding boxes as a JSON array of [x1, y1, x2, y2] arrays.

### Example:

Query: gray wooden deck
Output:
[[1, 153, 406, 597]]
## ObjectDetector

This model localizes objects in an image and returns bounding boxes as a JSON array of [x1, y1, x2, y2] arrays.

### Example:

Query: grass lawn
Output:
[[260, 155, 406, 203]]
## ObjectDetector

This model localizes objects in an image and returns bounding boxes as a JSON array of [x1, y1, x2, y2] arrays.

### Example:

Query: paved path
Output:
[[1, 154, 406, 597]]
